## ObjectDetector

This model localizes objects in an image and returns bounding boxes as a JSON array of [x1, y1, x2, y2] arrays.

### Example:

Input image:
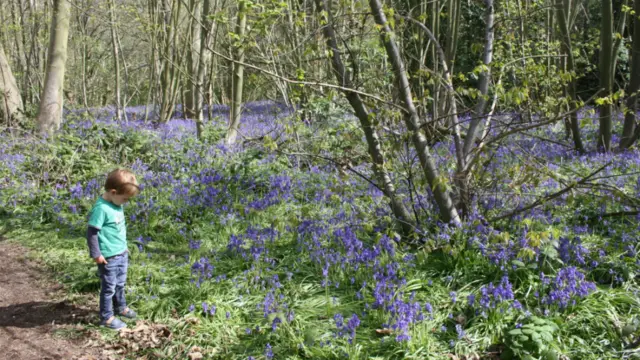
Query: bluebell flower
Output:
[[264, 343, 273, 359]]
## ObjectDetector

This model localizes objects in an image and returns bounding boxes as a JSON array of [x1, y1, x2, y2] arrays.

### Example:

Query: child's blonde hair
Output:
[[105, 168, 140, 196]]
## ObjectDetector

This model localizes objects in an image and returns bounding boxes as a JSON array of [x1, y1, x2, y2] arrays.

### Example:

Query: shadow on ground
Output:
[[0, 301, 94, 328]]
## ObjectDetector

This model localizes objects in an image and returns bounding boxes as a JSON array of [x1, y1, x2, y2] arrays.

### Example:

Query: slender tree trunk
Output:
[[115, 26, 130, 119], [431, 0, 440, 129], [403, 15, 468, 215], [0, 4, 6, 51], [78, 1, 89, 110], [184, 0, 201, 119], [108, 0, 122, 120], [611, 0, 628, 78], [546, 5, 553, 99], [195, 0, 212, 137], [463, 0, 494, 160], [208, 27, 220, 119], [398, 0, 424, 116], [26, 0, 41, 105], [315, 0, 415, 235], [370, 0, 460, 225], [159, 0, 177, 122], [37, 0, 71, 136], [226, 1, 247, 145], [620, 0, 640, 148], [11, 0, 28, 106], [437, 0, 461, 119], [444, 0, 461, 71], [37, 0, 50, 103], [0, 43, 24, 126], [145, 0, 159, 122], [556, 0, 585, 153], [599, 0, 614, 152]]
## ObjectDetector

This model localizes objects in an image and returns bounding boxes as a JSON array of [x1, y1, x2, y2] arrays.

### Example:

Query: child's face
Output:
[[109, 191, 134, 205]]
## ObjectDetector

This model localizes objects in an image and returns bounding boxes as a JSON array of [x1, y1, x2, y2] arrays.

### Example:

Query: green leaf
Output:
[[508, 329, 523, 336]]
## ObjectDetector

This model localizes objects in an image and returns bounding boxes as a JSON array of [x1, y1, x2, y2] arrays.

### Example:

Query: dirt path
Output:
[[0, 241, 103, 360]]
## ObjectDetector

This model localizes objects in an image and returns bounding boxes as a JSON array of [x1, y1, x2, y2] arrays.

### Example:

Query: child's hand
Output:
[[95, 256, 108, 265]]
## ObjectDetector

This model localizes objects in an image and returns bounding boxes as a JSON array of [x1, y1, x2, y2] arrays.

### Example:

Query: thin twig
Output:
[[276, 150, 381, 192], [490, 162, 612, 222], [206, 44, 406, 113]]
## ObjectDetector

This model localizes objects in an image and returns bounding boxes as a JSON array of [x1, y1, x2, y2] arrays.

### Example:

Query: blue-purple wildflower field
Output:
[[1, 102, 640, 359]]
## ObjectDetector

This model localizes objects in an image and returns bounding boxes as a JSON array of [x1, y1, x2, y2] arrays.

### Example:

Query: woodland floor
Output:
[[0, 238, 106, 360]]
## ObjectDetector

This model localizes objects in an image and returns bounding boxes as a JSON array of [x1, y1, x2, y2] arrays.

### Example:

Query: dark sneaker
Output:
[[101, 317, 127, 330], [119, 307, 137, 320]]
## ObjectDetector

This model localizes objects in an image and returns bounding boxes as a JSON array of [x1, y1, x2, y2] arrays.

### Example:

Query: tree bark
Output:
[[611, 0, 628, 78], [556, 0, 585, 153], [463, 0, 494, 160], [598, 0, 614, 152], [0, 43, 24, 126], [444, 0, 461, 72], [226, 0, 247, 145], [195, 0, 213, 137], [158, 0, 179, 122], [315, 0, 415, 235], [37, 0, 71, 136], [369, 0, 461, 225], [184, 0, 201, 119], [10, 0, 28, 106], [620, 0, 640, 149], [430, 0, 440, 131], [108, 0, 122, 121]]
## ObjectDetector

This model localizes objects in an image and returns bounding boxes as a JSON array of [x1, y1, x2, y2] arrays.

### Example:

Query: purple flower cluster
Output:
[[191, 257, 215, 288], [475, 275, 515, 311], [201, 302, 216, 316], [334, 313, 360, 343], [557, 236, 590, 266], [542, 266, 596, 309]]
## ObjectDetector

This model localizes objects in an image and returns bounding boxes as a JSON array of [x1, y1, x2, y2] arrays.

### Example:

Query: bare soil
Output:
[[0, 240, 104, 360]]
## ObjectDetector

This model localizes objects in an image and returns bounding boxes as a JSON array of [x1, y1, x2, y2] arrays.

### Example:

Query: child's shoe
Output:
[[119, 307, 137, 320], [101, 317, 127, 330]]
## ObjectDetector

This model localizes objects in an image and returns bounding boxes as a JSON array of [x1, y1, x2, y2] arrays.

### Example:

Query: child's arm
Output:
[[87, 226, 107, 264]]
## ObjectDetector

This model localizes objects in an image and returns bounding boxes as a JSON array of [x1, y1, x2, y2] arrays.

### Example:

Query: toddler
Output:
[[87, 168, 140, 330]]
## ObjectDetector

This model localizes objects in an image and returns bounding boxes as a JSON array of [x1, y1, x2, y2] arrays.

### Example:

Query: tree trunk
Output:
[[431, 0, 440, 130], [158, 0, 178, 122], [403, 14, 469, 215], [369, 0, 461, 225], [611, 0, 628, 78], [444, 0, 461, 72], [226, 1, 247, 145], [556, 0, 585, 153], [11, 0, 28, 106], [108, 0, 122, 121], [184, 0, 201, 119], [145, 0, 160, 122], [315, 0, 415, 235], [195, 0, 213, 138], [620, 0, 640, 149], [463, 0, 494, 160], [0, 43, 24, 126], [80, 15, 89, 109], [598, 0, 614, 152], [37, 0, 71, 136]]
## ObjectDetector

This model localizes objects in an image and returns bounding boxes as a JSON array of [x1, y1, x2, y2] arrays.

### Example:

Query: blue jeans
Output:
[[98, 252, 128, 321]]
